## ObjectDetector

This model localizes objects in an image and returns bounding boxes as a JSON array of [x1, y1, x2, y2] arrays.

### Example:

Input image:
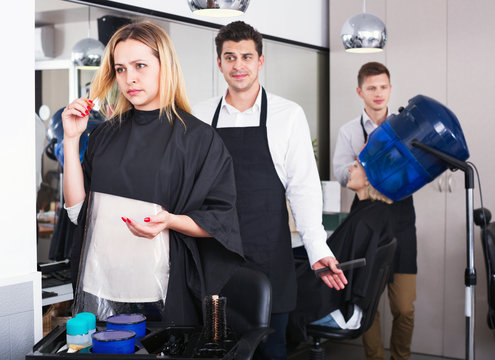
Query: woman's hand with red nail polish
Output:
[[124, 211, 172, 239], [61, 97, 93, 140]]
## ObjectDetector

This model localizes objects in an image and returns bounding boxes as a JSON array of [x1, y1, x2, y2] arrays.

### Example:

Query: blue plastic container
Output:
[[91, 329, 136, 354], [359, 95, 469, 201], [106, 314, 147, 338]]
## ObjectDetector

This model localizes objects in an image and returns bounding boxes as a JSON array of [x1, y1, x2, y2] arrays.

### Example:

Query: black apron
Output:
[[351, 115, 417, 274], [212, 89, 296, 313]]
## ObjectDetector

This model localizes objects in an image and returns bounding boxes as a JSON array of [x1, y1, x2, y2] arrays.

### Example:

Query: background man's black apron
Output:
[[212, 89, 296, 312]]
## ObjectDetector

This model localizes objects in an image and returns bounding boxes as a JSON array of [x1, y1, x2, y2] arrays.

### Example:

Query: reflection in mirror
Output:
[[39, 105, 51, 121], [35, 68, 69, 265]]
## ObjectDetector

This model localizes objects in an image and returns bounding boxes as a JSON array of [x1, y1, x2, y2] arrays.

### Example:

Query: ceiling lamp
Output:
[[341, 0, 387, 53], [188, 0, 250, 17], [71, 7, 105, 66]]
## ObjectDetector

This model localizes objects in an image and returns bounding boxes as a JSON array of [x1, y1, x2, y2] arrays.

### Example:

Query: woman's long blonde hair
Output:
[[90, 21, 190, 124], [367, 183, 393, 204]]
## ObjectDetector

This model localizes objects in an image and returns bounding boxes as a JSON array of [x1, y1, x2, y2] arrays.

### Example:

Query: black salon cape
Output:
[[70, 108, 244, 326], [352, 195, 417, 274], [287, 199, 393, 342]]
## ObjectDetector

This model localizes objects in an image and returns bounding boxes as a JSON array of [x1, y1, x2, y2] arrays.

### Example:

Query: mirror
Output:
[[35, 0, 329, 302]]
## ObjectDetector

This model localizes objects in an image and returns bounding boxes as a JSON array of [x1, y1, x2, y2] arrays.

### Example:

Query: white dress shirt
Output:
[[332, 109, 388, 187], [193, 87, 334, 266]]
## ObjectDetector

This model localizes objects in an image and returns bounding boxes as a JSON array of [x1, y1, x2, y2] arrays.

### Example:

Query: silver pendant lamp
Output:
[[188, 0, 250, 17], [71, 7, 105, 66], [341, 0, 387, 53]]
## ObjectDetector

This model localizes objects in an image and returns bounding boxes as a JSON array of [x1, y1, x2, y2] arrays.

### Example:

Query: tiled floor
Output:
[[287, 340, 458, 360]]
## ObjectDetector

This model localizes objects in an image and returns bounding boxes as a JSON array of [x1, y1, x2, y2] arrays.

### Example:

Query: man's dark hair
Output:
[[215, 21, 263, 58], [357, 62, 390, 87]]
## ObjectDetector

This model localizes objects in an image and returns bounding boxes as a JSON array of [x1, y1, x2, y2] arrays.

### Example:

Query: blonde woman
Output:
[[62, 22, 243, 323]]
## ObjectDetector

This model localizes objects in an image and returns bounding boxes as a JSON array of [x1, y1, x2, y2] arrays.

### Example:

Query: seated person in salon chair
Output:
[[288, 160, 394, 341]]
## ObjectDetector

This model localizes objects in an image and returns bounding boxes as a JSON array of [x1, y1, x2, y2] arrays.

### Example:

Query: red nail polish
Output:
[[121, 217, 126, 223], [88, 99, 93, 103], [87, 106, 91, 111], [85, 110, 89, 115], [127, 218, 132, 224], [144, 217, 150, 222]]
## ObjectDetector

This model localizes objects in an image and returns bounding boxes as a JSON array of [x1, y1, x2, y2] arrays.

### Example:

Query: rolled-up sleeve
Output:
[[333, 126, 356, 187], [284, 106, 334, 266], [64, 201, 83, 225]]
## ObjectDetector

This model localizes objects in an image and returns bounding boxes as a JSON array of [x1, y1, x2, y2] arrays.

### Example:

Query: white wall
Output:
[[329, 0, 495, 358], [0, 0, 43, 355], [107, 0, 329, 48], [1, 2, 36, 280]]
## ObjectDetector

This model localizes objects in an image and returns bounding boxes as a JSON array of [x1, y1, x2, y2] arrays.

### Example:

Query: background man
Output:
[[333, 62, 417, 360], [194, 21, 347, 360]]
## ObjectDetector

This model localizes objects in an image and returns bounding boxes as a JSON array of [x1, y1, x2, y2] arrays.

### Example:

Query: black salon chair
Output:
[[307, 238, 397, 359], [220, 266, 272, 360], [474, 207, 495, 337]]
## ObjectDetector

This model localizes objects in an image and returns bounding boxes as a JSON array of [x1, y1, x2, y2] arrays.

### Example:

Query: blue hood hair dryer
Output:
[[360, 94, 476, 360], [359, 94, 470, 201]]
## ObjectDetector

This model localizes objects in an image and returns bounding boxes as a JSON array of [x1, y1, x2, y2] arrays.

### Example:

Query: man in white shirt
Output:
[[193, 21, 347, 360], [333, 62, 417, 360]]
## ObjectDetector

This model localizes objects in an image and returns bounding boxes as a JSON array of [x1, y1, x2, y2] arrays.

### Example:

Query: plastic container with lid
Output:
[[75, 312, 96, 336], [66, 317, 91, 351], [106, 313, 147, 338], [359, 95, 470, 201], [91, 329, 136, 354]]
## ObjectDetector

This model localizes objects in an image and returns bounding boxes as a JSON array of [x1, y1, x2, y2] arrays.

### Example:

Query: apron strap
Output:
[[211, 97, 223, 129], [360, 114, 368, 143], [259, 88, 267, 127]]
